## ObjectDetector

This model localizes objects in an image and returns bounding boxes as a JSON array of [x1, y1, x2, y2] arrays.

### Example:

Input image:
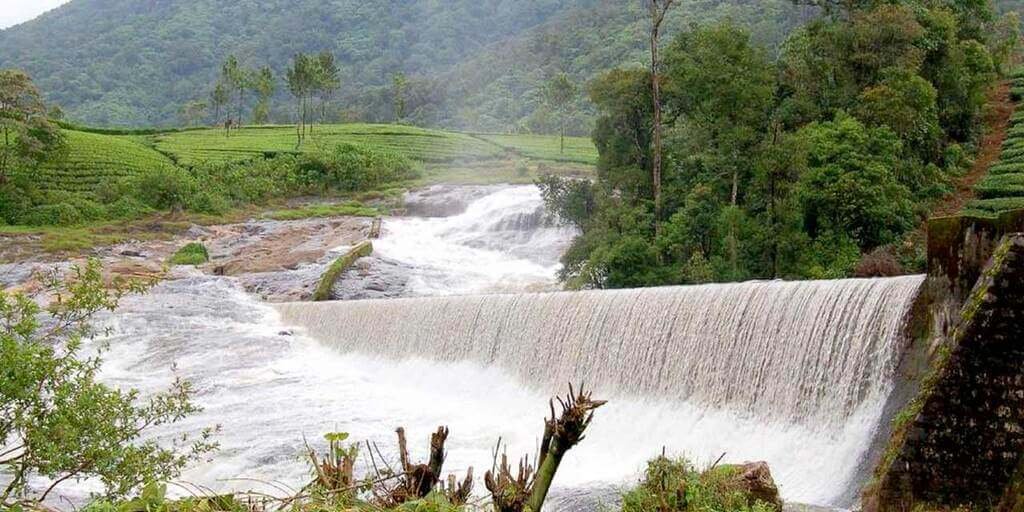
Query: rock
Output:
[[278, 330, 293, 337], [120, 250, 145, 258], [729, 462, 783, 511]]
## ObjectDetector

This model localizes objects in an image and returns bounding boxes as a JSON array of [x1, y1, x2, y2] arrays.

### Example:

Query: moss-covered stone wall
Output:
[[927, 210, 1024, 301], [870, 234, 1024, 511]]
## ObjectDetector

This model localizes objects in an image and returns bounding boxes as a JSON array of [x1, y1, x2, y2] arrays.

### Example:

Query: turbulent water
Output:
[[335, 185, 576, 298], [24, 184, 927, 509]]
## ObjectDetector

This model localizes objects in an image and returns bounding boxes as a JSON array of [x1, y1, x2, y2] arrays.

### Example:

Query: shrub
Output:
[[975, 173, 1024, 198], [297, 143, 417, 192], [106, 196, 153, 219], [990, 162, 1024, 175], [854, 247, 905, 277], [128, 166, 200, 211], [620, 457, 779, 512], [169, 242, 209, 266], [964, 196, 1024, 216], [20, 203, 85, 226]]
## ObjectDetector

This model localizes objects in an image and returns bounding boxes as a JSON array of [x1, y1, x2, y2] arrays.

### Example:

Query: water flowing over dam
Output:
[[277, 275, 925, 427]]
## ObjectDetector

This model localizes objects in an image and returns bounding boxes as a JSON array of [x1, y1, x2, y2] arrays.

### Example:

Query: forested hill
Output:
[[0, 0, 812, 130]]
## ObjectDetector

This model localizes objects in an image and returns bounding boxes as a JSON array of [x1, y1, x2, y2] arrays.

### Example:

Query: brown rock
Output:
[[732, 461, 783, 512]]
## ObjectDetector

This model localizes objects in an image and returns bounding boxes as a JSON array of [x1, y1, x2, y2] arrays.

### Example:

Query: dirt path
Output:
[[931, 81, 1015, 217]]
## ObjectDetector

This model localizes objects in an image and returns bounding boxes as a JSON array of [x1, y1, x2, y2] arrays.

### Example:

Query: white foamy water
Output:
[[66, 274, 919, 508], [373, 185, 576, 296]]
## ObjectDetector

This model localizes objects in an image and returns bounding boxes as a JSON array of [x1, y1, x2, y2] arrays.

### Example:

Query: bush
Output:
[[20, 203, 85, 226], [974, 173, 1024, 199], [620, 457, 779, 512], [297, 143, 417, 192], [168, 242, 209, 266], [107, 196, 154, 219], [963, 196, 1024, 216], [128, 166, 200, 211], [854, 247, 905, 277], [990, 162, 1024, 175]]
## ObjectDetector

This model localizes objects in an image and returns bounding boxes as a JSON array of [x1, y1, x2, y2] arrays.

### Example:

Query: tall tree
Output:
[[286, 53, 317, 143], [646, 0, 676, 235], [392, 72, 409, 123], [541, 73, 578, 154], [316, 51, 341, 125], [0, 70, 63, 184], [253, 66, 276, 125], [209, 82, 229, 126]]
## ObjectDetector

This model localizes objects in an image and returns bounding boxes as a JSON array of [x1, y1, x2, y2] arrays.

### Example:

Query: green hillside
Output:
[[22, 130, 175, 194], [0, 0, 809, 130], [153, 124, 504, 166], [966, 68, 1024, 217]]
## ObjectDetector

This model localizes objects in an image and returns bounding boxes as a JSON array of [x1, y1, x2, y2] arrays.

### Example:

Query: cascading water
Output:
[[336, 185, 576, 298], [276, 275, 926, 505]]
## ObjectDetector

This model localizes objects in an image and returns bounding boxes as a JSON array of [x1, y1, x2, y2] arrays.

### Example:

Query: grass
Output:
[[18, 130, 176, 194], [151, 124, 504, 166], [168, 242, 209, 265], [473, 133, 598, 165], [263, 202, 380, 220]]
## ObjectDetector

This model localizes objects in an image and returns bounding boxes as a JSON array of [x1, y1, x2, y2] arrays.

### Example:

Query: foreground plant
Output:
[[0, 260, 217, 508], [485, 383, 606, 512]]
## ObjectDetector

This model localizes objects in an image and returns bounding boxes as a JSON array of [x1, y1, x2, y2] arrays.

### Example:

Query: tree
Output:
[[392, 72, 409, 123], [646, 0, 676, 236], [253, 66, 276, 125], [797, 112, 914, 251], [286, 53, 318, 143], [221, 55, 253, 128], [541, 73, 577, 154], [0, 261, 216, 507], [209, 82, 229, 125], [178, 100, 208, 127], [315, 51, 341, 125], [0, 70, 63, 184]]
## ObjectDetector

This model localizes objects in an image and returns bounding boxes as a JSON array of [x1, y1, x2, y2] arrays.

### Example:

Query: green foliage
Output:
[[297, 143, 417, 192], [620, 457, 776, 512], [0, 261, 215, 507], [314, 242, 374, 301], [264, 202, 380, 221], [169, 243, 210, 266], [0, 0, 815, 131], [0, 69, 65, 183], [964, 67, 1024, 216], [797, 112, 915, 250]]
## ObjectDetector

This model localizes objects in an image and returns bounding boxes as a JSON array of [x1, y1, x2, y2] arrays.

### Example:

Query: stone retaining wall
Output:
[[869, 234, 1024, 511], [927, 209, 1024, 301]]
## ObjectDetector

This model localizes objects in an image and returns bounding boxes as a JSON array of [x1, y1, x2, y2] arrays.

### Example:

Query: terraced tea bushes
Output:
[[967, 69, 1024, 217], [152, 124, 504, 166], [22, 130, 175, 194]]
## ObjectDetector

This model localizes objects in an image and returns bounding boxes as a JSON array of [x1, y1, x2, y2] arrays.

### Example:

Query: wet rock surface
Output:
[[401, 185, 502, 217]]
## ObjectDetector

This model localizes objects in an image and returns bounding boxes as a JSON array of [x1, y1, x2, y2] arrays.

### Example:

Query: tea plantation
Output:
[[966, 67, 1024, 217]]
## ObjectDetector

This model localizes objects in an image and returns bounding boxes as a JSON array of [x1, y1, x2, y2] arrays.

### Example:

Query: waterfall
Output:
[[276, 275, 925, 426]]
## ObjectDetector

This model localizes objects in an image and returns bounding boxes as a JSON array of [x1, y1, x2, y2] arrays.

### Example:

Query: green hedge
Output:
[[974, 173, 1024, 199]]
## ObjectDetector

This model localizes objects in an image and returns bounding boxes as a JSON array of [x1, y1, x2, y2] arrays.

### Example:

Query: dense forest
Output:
[[539, 0, 1021, 288], [0, 0, 817, 130]]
